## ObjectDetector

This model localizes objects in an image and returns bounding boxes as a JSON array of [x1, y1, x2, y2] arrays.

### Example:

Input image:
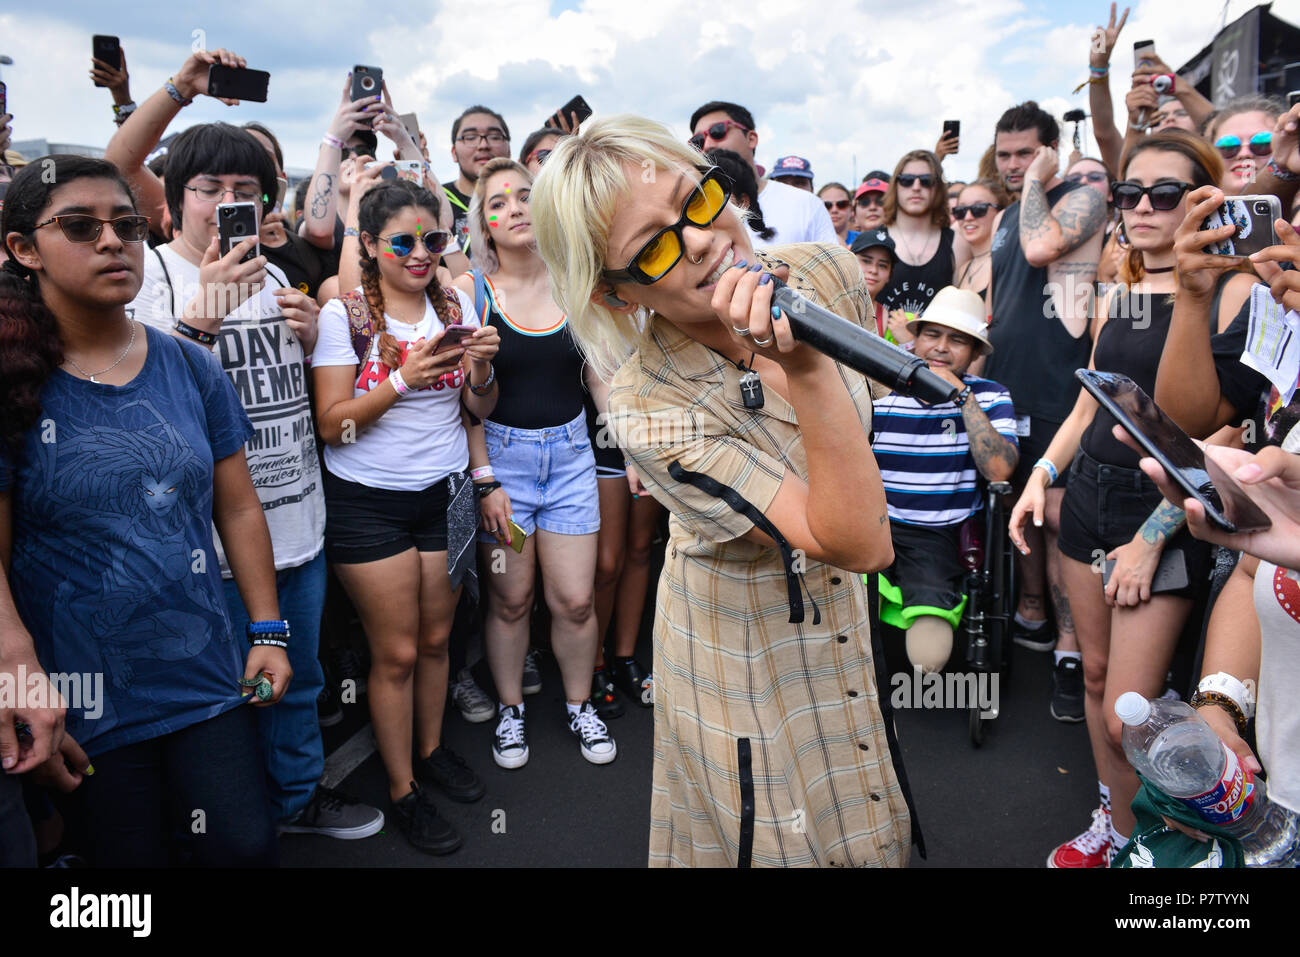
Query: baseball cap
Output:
[[850, 228, 897, 263], [855, 178, 888, 199], [771, 155, 813, 180]]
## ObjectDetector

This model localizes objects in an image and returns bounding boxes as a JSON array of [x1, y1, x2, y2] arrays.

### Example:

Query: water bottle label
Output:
[[1179, 746, 1256, 826]]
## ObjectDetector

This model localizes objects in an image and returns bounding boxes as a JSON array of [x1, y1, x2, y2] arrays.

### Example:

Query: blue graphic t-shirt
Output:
[[0, 325, 255, 757]]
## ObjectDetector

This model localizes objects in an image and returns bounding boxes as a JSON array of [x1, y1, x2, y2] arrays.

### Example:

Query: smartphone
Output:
[[434, 324, 475, 354], [216, 201, 260, 264], [548, 94, 593, 129], [1199, 195, 1283, 257], [92, 35, 122, 86], [272, 177, 288, 213], [1133, 39, 1156, 70], [399, 112, 421, 141], [942, 119, 960, 147], [351, 65, 382, 102], [1290, 91, 1300, 109], [0, 79, 6, 117], [496, 518, 527, 553], [392, 159, 422, 184], [1101, 550, 1190, 593], [207, 64, 270, 103], [1075, 370, 1272, 534]]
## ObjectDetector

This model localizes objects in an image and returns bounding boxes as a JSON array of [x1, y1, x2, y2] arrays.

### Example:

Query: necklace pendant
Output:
[[89, 375, 100, 384], [739, 369, 765, 410]]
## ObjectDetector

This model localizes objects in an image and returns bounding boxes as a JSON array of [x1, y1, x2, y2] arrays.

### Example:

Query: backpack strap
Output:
[[442, 285, 464, 325], [341, 291, 377, 369]]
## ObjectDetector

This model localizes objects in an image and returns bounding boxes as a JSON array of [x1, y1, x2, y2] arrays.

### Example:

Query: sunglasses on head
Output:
[[1067, 170, 1109, 184], [379, 229, 452, 258], [824, 198, 852, 211], [952, 202, 996, 219], [1110, 180, 1193, 211], [896, 174, 934, 189], [1213, 132, 1272, 159], [524, 147, 552, 167], [857, 193, 885, 207], [602, 167, 730, 286], [688, 120, 751, 151], [34, 214, 151, 244]]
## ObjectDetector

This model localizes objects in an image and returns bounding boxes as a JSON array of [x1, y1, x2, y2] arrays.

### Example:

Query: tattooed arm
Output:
[[959, 391, 1019, 483], [1018, 149, 1107, 268]]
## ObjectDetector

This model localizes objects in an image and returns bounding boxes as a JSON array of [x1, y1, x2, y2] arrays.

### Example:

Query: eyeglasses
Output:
[[688, 120, 751, 151], [856, 193, 885, 207], [952, 202, 996, 219], [823, 199, 852, 211], [524, 148, 552, 167], [456, 129, 509, 146], [602, 167, 730, 285], [33, 214, 151, 243], [184, 183, 264, 204], [1213, 132, 1272, 159], [896, 174, 934, 189], [1110, 180, 1194, 211], [1066, 170, 1109, 184], [379, 229, 453, 257]]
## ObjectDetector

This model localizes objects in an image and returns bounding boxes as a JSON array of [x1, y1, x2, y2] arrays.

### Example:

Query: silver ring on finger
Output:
[[752, 335, 773, 346], [732, 326, 751, 336]]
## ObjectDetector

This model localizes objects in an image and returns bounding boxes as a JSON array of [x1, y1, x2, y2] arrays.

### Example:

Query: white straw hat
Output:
[[905, 286, 993, 355]]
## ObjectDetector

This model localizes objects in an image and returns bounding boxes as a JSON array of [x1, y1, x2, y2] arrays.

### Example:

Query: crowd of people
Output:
[[1, 4, 1299, 868]]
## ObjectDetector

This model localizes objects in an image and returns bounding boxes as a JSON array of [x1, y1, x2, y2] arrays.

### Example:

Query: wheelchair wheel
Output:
[[969, 705, 985, 747]]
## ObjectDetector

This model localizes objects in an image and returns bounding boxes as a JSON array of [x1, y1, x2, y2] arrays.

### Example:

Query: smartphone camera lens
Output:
[[221, 207, 235, 218], [360, 74, 376, 92], [1254, 201, 1271, 215], [232, 221, 247, 235]]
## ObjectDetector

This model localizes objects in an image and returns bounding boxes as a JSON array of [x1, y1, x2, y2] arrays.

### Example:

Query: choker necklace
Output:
[[1143, 264, 1175, 273]]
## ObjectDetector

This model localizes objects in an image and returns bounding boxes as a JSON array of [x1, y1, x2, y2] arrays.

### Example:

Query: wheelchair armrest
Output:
[[987, 481, 1013, 497]]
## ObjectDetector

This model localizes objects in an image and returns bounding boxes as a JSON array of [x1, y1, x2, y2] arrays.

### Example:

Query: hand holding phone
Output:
[[217, 202, 261, 263], [433, 324, 476, 354], [207, 64, 270, 103], [1199, 195, 1282, 257], [941, 119, 960, 154], [548, 95, 592, 133]]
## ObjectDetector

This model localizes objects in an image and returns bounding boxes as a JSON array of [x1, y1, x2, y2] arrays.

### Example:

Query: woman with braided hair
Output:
[[313, 173, 499, 855]]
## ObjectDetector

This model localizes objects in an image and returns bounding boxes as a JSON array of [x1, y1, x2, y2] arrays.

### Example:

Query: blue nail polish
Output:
[[759, 272, 772, 285], [749, 262, 762, 272], [771, 305, 782, 320], [733, 259, 748, 270]]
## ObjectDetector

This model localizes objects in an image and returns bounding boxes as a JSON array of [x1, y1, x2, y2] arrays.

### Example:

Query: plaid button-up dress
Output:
[[608, 242, 919, 867]]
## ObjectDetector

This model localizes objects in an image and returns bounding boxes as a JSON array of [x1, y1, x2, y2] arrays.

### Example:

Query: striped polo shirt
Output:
[[872, 375, 1018, 527]]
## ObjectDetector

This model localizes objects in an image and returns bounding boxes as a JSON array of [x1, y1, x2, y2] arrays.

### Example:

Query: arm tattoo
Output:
[[1019, 180, 1051, 244], [310, 174, 335, 219], [1138, 499, 1186, 545], [961, 397, 1019, 478], [1054, 188, 1106, 253]]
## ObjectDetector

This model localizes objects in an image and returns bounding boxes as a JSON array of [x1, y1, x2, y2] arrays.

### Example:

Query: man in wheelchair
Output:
[[872, 287, 1020, 675]]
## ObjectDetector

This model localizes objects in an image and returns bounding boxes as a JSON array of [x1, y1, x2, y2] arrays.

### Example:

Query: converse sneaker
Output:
[[568, 701, 617, 765], [522, 649, 543, 696], [611, 657, 653, 708], [1050, 656, 1085, 723], [451, 668, 495, 724], [390, 781, 460, 855], [416, 745, 486, 803], [1046, 806, 1112, 868], [280, 785, 385, 840], [493, 704, 529, 769], [591, 666, 625, 719]]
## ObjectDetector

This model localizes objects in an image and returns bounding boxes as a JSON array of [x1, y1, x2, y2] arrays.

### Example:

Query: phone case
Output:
[[217, 202, 260, 264], [1101, 550, 1190, 593], [1201, 195, 1282, 257], [352, 66, 382, 102], [507, 520, 527, 553], [207, 65, 270, 103], [92, 36, 122, 86]]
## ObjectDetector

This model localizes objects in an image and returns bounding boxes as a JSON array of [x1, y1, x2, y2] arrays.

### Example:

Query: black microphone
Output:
[[770, 278, 959, 405]]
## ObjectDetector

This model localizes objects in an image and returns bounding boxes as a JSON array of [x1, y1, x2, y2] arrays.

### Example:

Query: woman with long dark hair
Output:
[[0, 155, 287, 865], [314, 174, 499, 855]]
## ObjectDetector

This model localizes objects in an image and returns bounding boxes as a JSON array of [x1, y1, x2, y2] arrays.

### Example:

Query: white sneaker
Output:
[[568, 701, 617, 765], [493, 704, 529, 769], [452, 668, 495, 723]]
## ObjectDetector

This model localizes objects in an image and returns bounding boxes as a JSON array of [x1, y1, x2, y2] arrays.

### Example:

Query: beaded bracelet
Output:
[[1267, 157, 1299, 182], [343, 227, 361, 238], [469, 363, 496, 395], [164, 78, 192, 106], [1190, 690, 1248, 736]]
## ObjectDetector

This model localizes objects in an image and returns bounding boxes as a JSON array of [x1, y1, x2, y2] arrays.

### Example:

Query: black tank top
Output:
[[481, 276, 586, 430], [984, 180, 1094, 423], [877, 226, 955, 314], [1081, 292, 1175, 468]]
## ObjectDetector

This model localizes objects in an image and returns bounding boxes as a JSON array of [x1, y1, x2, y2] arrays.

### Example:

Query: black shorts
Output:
[[324, 468, 450, 564], [885, 520, 966, 614], [1012, 414, 1070, 490], [1057, 450, 1211, 599]]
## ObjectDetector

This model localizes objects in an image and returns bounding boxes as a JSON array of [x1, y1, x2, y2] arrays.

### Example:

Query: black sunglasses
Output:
[[857, 193, 885, 207], [896, 174, 934, 189], [952, 202, 996, 219], [1111, 180, 1193, 211], [602, 167, 730, 286], [824, 199, 852, 211], [34, 214, 151, 243]]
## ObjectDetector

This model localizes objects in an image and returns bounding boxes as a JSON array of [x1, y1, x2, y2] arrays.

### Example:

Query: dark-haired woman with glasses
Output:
[[313, 172, 499, 855], [817, 182, 858, 247], [531, 115, 916, 867], [0, 155, 288, 865], [1008, 131, 1255, 869], [878, 150, 953, 316]]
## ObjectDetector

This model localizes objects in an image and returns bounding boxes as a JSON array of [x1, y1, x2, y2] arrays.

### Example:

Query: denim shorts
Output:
[[479, 410, 600, 540]]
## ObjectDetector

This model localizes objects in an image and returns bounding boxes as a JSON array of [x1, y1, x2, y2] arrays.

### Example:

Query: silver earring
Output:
[[603, 292, 628, 307]]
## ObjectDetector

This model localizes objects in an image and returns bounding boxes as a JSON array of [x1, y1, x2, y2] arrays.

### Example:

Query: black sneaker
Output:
[[1050, 656, 1085, 723], [280, 785, 385, 840], [1011, 617, 1056, 652], [390, 782, 461, 855], [611, 657, 653, 708], [317, 682, 343, 728], [522, 649, 543, 696], [416, 745, 486, 803], [591, 666, 625, 719], [568, 700, 618, 765], [334, 644, 369, 694]]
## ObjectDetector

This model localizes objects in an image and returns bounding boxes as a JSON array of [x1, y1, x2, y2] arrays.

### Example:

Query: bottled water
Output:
[[1115, 692, 1299, 867]]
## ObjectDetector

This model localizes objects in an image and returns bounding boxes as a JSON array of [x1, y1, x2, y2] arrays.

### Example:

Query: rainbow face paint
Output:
[[488, 215, 499, 228]]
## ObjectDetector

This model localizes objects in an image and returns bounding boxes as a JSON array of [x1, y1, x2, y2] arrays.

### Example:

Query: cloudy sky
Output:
[[3, 0, 1298, 185]]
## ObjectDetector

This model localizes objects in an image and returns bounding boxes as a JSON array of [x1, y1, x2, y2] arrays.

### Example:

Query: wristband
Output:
[[389, 369, 410, 397], [1196, 672, 1256, 721], [469, 362, 496, 395], [475, 480, 503, 498], [112, 102, 138, 125], [343, 227, 361, 238], [1089, 65, 1109, 76], [1267, 157, 1300, 182], [1033, 457, 1059, 484], [471, 466, 495, 481], [246, 619, 290, 646], [953, 385, 973, 408], [164, 78, 192, 106], [174, 319, 217, 345], [1191, 691, 1248, 736], [322, 133, 346, 151]]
